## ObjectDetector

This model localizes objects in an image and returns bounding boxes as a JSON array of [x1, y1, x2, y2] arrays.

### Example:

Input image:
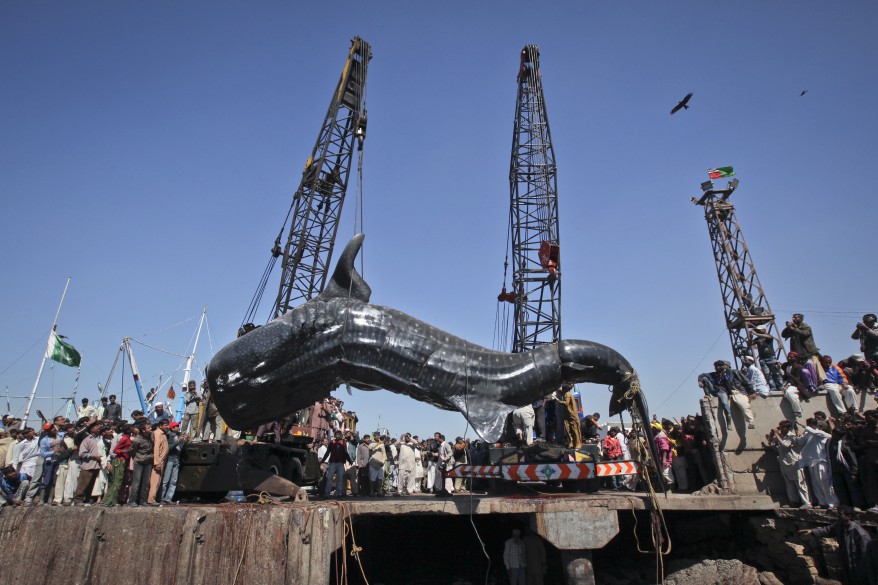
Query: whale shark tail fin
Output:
[[317, 233, 372, 303]]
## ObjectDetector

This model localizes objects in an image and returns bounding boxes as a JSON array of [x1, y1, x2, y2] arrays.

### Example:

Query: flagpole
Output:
[[24, 277, 72, 428]]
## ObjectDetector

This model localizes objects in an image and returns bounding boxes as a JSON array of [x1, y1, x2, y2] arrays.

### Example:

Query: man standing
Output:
[[147, 418, 169, 505], [800, 507, 872, 585], [368, 433, 386, 497], [77, 398, 97, 420], [561, 384, 582, 449], [602, 427, 625, 491], [105, 395, 122, 422], [181, 381, 201, 436], [396, 433, 417, 496], [199, 383, 219, 441], [320, 430, 352, 498], [52, 423, 75, 505], [794, 418, 839, 508], [503, 528, 527, 585], [582, 412, 603, 443], [783, 313, 826, 382], [437, 433, 454, 496], [96, 397, 108, 420], [38, 423, 62, 504], [103, 424, 131, 507], [852, 313, 878, 363], [161, 421, 186, 504], [767, 420, 811, 508], [127, 422, 153, 507], [72, 422, 103, 505], [511, 404, 535, 446], [14, 427, 40, 504], [355, 434, 371, 496]]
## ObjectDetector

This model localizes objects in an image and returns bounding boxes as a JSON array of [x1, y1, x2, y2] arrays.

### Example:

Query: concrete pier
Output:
[[0, 492, 774, 585]]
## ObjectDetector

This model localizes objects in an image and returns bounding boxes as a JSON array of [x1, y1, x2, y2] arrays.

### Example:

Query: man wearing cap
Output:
[[52, 423, 76, 505], [852, 314, 878, 363], [72, 421, 104, 505], [741, 356, 770, 398], [161, 421, 186, 504], [820, 355, 858, 415], [749, 325, 785, 391], [147, 403, 168, 426]]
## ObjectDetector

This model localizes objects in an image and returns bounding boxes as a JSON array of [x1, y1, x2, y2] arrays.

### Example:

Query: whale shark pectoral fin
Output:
[[449, 391, 509, 442], [317, 233, 372, 303]]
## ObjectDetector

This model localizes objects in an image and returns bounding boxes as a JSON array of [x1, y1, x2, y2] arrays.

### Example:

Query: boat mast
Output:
[[176, 306, 207, 422]]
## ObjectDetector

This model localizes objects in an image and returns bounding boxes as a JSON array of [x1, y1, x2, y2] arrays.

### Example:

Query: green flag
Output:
[[708, 166, 735, 179], [47, 331, 81, 367]]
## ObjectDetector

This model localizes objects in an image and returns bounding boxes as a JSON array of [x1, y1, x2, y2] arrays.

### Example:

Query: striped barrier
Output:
[[503, 463, 594, 481], [448, 461, 640, 480], [594, 461, 639, 477]]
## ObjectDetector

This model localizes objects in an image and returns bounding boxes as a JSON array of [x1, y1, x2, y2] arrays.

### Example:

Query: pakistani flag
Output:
[[708, 166, 735, 179], [47, 331, 81, 367]]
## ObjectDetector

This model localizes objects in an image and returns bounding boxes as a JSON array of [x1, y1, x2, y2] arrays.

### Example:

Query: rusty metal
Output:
[[691, 179, 786, 367]]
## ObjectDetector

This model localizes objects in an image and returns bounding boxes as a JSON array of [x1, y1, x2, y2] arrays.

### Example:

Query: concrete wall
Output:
[[702, 389, 847, 498], [0, 505, 342, 585]]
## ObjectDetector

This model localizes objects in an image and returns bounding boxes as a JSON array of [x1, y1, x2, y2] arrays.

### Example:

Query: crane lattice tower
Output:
[[692, 179, 786, 367], [241, 37, 371, 328], [507, 45, 561, 353]]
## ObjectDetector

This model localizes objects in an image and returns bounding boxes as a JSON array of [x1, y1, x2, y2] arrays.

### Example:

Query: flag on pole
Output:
[[707, 166, 735, 179], [167, 385, 176, 400], [47, 331, 81, 367]]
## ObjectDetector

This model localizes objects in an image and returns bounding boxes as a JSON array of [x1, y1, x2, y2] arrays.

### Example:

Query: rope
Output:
[[622, 376, 671, 584], [128, 338, 189, 359]]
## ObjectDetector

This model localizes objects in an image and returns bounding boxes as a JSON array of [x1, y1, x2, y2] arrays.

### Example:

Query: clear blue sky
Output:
[[2, 1, 876, 438]]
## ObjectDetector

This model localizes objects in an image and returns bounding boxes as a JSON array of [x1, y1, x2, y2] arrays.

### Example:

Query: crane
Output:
[[500, 44, 562, 354], [241, 36, 371, 331], [691, 177, 787, 369]]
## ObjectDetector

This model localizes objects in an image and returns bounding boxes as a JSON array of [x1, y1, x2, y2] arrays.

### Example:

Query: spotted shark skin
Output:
[[207, 234, 646, 441]]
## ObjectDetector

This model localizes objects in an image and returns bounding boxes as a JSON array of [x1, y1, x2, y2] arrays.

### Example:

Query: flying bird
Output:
[[800, 90, 808, 96], [671, 92, 693, 115]]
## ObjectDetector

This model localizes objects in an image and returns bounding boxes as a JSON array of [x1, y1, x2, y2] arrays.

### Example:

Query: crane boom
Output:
[[507, 45, 562, 353], [691, 178, 786, 367], [241, 37, 371, 328]]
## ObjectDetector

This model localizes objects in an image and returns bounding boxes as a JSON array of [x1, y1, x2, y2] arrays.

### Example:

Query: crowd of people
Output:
[[0, 379, 221, 508], [3, 312, 877, 508]]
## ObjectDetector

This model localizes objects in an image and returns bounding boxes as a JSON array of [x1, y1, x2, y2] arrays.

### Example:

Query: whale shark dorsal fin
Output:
[[317, 233, 372, 303]]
